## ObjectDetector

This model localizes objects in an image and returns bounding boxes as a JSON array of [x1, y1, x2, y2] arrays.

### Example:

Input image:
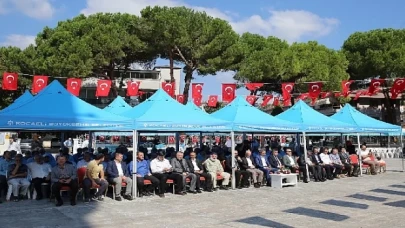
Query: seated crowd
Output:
[[0, 143, 385, 205]]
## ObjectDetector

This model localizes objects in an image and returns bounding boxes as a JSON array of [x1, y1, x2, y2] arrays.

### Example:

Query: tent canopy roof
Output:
[[122, 89, 231, 131], [0, 90, 33, 113], [103, 96, 132, 114], [276, 100, 358, 133], [211, 96, 301, 132], [331, 104, 401, 133], [0, 81, 133, 130]]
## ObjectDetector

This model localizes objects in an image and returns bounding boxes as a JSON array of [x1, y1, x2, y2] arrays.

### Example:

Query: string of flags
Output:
[[2, 72, 405, 107]]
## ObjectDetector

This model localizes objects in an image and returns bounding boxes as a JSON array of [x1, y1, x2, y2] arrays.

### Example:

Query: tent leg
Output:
[[231, 131, 236, 190], [303, 132, 309, 182], [175, 133, 180, 152], [132, 130, 138, 199], [199, 132, 203, 149], [401, 133, 404, 172], [88, 131, 93, 150], [357, 133, 362, 176]]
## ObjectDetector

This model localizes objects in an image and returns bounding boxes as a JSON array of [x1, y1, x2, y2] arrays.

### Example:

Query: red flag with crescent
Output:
[[281, 83, 294, 103], [32, 75, 48, 94], [162, 82, 175, 97], [390, 78, 405, 99], [308, 82, 323, 99], [191, 83, 204, 99], [176, 95, 184, 103], [67, 78, 82, 96], [96, 79, 112, 97], [368, 79, 385, 95], [273, 97, 279, 106], [245, 83, 264, 91], [320, 92, 332, 99], [298, 93, 309, 100], [261, 95, 273, 107], [222, 83, 236, 102], [246, 95, 256, 105], [2, 72, 18, 90], [193, 96, 202, 106], [126, 80, 141, 96], [334, 92, 342, 97], [207, 95, 218, 107], [341, 80, 353, 97]]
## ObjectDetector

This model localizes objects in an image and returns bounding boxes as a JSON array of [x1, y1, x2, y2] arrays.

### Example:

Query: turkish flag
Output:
[[162, 82, 175, 97], [261, 95, 273, 107], [334, 92, 342, 97], [273, 97, 279, 106], [245, 83, 264, 91], [193, 96, 202, 106], [127, 80, 141, 96], [32, 75, 48, 93], [168, 136, 175, 144], [2, 72, 18, 90], [320, 92, 332, 99], [308, 82, 323, 99], [207, 95, 218, 107], [281, 83, 294, 101], [222, 83, 236, 102], [283, 97, 292, 107], [354, 90, 367, 101], [138, 91, 145, 97], [191, 83, 204, 99], [66, 78, 82, 96], [246, 95, 256, 105], [298, 93, 309, 100], [368, 79, 385, 95], [390, 78, 405, 99], [341, 80, 353, 97], [176, 95, 184, 103], [96, 79, 112, 97]]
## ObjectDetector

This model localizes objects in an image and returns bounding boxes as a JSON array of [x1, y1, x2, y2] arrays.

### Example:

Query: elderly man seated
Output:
[[203, 152, 230, 190], [8, 154, 30, 202], [360, 145, 379, 175], [171, 151, 197, 194], [51, 155, 79, 206]]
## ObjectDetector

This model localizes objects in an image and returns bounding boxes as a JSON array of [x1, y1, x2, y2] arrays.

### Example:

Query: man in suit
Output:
[[171, 151, 197, 194], [106, 152, 133, 201], [283, 148, 299, 173], [312, 147, 327, 181], [298, 150, 322, 183], [241, 149, 263, 188], [225, 150, 250, 189], [268, 148, 283, 171], [339, 147, 358, 177], [186, 151, 211, 192], [255, 149, 278, 186]]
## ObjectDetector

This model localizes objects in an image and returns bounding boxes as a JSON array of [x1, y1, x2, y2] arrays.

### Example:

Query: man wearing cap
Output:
[[150, 151, 185, 196], [171, 151, 197, 194], [203, 152, 230, 190]]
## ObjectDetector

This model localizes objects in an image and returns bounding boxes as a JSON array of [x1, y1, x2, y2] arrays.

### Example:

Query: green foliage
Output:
[[270, 106, 284, 116], [203, 102, 227, 114]]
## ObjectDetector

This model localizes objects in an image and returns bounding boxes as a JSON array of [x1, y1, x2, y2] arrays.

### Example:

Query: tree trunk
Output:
[[169, 49, 175, 83], [382, 89, 397, 124], [108, 64, 118, 98], [182, 66, 193, 104]]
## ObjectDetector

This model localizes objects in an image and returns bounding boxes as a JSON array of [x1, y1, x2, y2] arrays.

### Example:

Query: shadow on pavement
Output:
[[320, 199, 369, 209], [370, 188, 405, 196], [346, 193, 388, 202], [235, 216, 294, 228], [284, 207, 350, 222]]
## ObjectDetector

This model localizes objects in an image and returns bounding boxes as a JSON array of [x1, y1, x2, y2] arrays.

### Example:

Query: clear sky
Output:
[[0, 0, 404, 98]]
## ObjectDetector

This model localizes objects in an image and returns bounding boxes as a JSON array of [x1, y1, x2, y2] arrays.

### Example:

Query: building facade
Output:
[[79, 65, 182, 108]]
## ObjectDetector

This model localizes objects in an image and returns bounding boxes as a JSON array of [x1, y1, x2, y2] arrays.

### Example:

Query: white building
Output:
[[79, 65, 182, 108]]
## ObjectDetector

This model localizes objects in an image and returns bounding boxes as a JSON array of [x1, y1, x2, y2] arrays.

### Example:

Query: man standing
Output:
[[203, 152, 230, 190], [186, 151, 211, 192], [0, 151, 13, 203], [51, 155, 79, 206], [83, 153, 108, 202], [129, 152, 160, 197], [8, 138, 21, 154], [171, 151, 197, 194], [63, 138, 73, 154], [7, 154, 30, 201], [106, 152, 133, 201]]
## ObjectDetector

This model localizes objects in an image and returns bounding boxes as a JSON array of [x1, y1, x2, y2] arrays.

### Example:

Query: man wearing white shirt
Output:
[[225, 138, 232, 152], [150, 151, 184, 196], [8, 138, 21, 154], [360, 145, 379, 175], [319, 147, 334, 180], [27, 155, 51, 200]]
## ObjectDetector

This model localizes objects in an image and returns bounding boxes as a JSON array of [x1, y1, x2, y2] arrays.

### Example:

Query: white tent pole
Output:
[[357, 133, 363, 176], [401, 132, 404, 172], [231, 131, 236, 189], [132, 130, 138, 199], [303, 132, 309, 182]]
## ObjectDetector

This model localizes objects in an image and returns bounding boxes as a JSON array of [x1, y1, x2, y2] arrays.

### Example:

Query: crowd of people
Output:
[[0, 138, 386, 205]]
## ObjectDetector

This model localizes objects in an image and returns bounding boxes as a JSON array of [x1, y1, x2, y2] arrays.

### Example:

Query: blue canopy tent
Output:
[[331, 104, 401, 133], [185, 101, 207, 114], [0, 81, 134, 131], [0, 90, 33, 113], [211, 96, 301, 132], [276, 100, 358, 133], [103, 96, 132, 114], [121, 89, 232, 132]]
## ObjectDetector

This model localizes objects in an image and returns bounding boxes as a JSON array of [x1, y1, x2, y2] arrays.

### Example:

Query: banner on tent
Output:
[[139, 123, 230, 130], [236, 124, 301, 132]]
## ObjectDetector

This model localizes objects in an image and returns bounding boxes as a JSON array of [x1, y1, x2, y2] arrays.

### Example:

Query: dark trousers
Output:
[[342, 163, 352, 175], [136, 175, 160, 194], [324, 165, 334, 179], [352, 164, 360, 176], [32, 177, 50, 198], [308, 165, 322, 181], [195, 172, 212, 190], [333, 164, 343, 177], [152, 173, 183, 194], [0, 175, 7, 197], [52, 180, 79, 203], [235, 170, 250, 187], [83, 178, 108, 199]]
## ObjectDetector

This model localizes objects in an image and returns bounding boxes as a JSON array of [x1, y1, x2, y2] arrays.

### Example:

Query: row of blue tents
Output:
[[0, 80, 401, 134]]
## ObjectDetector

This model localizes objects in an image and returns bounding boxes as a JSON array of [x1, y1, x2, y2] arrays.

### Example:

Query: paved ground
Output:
[[1, 159, 405, 228]]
